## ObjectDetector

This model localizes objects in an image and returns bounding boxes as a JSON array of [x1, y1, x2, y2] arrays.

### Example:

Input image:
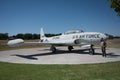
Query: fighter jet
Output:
[[7, 28, 107, 53]]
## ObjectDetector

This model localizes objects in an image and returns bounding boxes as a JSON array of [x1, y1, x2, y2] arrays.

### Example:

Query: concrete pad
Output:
[[0, 47, 120, 64]]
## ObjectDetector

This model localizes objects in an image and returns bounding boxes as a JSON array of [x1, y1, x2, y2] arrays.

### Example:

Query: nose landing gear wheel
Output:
[[89, 44, 95, 55], [68, 46, 73, 51], [50, 46, 56, 53]]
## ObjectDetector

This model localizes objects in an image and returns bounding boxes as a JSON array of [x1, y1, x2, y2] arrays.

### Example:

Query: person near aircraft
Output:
[[89, 44, 94, 55], [100, 38, 107, 57]]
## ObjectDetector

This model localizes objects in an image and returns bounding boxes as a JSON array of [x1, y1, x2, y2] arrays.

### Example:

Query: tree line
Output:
[[0, 33, 9, 40], [13, 33, 61, 40], [0, 33, 120, 40], [0, 33, 61, 40]]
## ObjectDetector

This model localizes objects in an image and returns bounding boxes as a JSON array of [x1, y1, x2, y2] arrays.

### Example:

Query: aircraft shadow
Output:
[[11, 49, 120, 60], [106, 53, 120, 58], [14, 54, 38, 60]]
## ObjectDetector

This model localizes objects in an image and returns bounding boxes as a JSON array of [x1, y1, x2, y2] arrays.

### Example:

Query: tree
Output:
[[24, 33, 33, 40], [110, 0, 120, 16], [33, 34, 39, 39], [0, 33, 8, 40], [45, 33, 61, 37], [16, 33, 24, 39]]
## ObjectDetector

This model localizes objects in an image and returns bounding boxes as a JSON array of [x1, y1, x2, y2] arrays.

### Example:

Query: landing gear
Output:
[[50, 45, 56, 53], [89, 44, 95, 55], [68, 46, 74, 51]]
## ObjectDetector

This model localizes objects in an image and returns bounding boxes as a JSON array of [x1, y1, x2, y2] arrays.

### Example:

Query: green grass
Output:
[[0, 61, 120, 80]]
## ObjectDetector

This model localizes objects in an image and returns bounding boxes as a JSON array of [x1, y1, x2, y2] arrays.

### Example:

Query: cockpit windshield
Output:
[[64, 29, 84, 35]]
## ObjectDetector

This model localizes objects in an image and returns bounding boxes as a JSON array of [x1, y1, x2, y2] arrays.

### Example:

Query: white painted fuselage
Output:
[[7, 28, 107, 49], [41, 31, 107, 47]]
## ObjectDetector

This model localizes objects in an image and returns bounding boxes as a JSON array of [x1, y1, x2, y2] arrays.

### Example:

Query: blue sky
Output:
[[0, 0, 120, 36]]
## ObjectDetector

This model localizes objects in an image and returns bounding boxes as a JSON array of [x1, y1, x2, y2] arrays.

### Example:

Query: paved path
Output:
[[0, 47, 120, 64]]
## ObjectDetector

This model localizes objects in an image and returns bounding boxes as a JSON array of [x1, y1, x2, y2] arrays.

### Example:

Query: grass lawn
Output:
[[0, 61, 120, 80]]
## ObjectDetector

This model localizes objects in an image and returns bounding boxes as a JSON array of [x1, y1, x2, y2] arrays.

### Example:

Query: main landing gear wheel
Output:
[[50, 46, 56, 53], [68, 46, 73, 51], [89, 44, 95, 55]]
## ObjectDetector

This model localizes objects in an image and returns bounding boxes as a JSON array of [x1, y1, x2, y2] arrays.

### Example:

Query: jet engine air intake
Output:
[[74, 39, 81, 44]]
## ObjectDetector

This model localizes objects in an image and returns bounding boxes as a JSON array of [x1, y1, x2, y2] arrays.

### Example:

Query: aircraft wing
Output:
[[7, 38, 91, 48], [7, 39, 68, 47], [24, 42, 41, 44], [24, 42, 63, 45]]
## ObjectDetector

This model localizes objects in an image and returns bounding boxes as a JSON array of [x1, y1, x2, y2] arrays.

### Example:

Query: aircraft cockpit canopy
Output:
[[64, 29, 84, 35]]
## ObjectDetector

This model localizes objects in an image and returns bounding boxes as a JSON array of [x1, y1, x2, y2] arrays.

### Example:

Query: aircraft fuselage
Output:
[[41, 32, 107, 46]]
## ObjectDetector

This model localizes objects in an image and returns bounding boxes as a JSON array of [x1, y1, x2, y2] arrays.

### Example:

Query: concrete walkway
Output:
[[0, 47, 120, 64]]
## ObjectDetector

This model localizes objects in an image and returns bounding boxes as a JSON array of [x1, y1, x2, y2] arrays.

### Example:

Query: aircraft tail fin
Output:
[[40, 28, 47, 41]]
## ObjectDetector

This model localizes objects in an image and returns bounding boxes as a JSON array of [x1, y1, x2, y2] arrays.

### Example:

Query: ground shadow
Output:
[[11, 48, 120, 60], [107, 52, 120, 58], [12, 54, 38, 60], [11, 48, 99, 60]]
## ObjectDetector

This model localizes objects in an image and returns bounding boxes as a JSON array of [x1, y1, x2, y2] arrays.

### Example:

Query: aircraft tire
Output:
[[50, 46, 56, 53], [89, 48, 95, 55], [68, 46, 73, 51]]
